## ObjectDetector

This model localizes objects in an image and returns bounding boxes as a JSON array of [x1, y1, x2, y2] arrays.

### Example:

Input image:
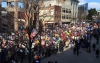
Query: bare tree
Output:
[[1, 0, 53, 60]]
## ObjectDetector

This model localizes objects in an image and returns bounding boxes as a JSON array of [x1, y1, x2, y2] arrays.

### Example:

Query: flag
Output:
[[30, 29, 37, 39]]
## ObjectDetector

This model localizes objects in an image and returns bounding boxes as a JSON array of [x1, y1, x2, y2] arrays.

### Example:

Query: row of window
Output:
[[62, 15, 71, 19], [40, 10, 61, 16], [1, 2, 24, 8], [62, 8, 71, 13]]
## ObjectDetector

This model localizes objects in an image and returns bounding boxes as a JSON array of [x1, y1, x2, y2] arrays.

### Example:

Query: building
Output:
[[0, 0, 37, 32], [39, 5, 61, 24], [41, 0, 79, 23], [78, 3, 88, 22]]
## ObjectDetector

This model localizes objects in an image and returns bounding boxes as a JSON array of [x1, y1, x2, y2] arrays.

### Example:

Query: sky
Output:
[[79, 0, 100, 10], [1, 0, 100, 10]]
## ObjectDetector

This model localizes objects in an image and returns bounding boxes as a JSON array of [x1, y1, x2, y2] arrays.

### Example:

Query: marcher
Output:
[[34, 54, 41, 63], [92, 43, 96, 52], [76, 44, 80, 55], [70, 40, 73, 50], [95, 48, 99, 58], [96, 35, 99, 45], [55, 61, 57, 63], [48, 61, 51, 63], [73, 46, 76, 54]]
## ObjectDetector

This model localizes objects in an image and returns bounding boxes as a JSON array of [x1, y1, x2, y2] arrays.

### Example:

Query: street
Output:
[[41, 37, 100, 63]]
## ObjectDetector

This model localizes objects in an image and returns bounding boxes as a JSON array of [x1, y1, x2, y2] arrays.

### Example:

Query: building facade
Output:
[[41, 0, 79, 23], [0, 0, 36, 32], [39, 5, 61, 24]]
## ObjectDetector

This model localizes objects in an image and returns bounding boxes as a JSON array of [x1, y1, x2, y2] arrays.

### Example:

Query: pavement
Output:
[[41, 37, 100, 63]]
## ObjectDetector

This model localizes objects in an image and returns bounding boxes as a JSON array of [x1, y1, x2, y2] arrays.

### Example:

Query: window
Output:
[[62, 14, 64, 19], [69, 9, 71, 13], [62, 8, 65, 13], [18, 2, 24, 8], [2, 2, 7, 8], [11, 2, 14, 7], [66, 15, 68, 19], [69, 15, 71, 19], [1, 11, 7, 16], [62, 14, 65, 19], [51, 10, 54, 15], [66, 9, 68, 13]]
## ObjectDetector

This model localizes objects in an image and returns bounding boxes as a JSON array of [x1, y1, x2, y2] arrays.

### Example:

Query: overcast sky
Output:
[[79, 0, 100, 10]]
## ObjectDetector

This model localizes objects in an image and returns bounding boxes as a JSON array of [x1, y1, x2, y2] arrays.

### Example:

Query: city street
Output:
[[41, 37, 100, 63], [1, 0, 100, 63]]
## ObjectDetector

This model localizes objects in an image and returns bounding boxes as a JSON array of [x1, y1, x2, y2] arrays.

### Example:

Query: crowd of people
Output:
[[0, 22, 100, 63]]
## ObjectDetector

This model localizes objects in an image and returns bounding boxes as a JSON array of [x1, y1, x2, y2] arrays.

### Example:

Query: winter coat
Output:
[[96, 49, 99, 55]]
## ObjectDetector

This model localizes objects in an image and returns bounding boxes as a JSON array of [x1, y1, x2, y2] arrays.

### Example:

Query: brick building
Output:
[[39, 5, 61, 24], [42, 0, 79, 23]]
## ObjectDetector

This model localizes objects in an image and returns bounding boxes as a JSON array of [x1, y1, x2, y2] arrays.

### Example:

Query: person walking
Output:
[[96, 35, 99, 45], [76, 44, 80, 55], [55, 61, 57, 63], [95, 48, 99, 58], [92, 43, 96, 52], [73, 46, 76, 54], [70, 40, 73, 50]]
